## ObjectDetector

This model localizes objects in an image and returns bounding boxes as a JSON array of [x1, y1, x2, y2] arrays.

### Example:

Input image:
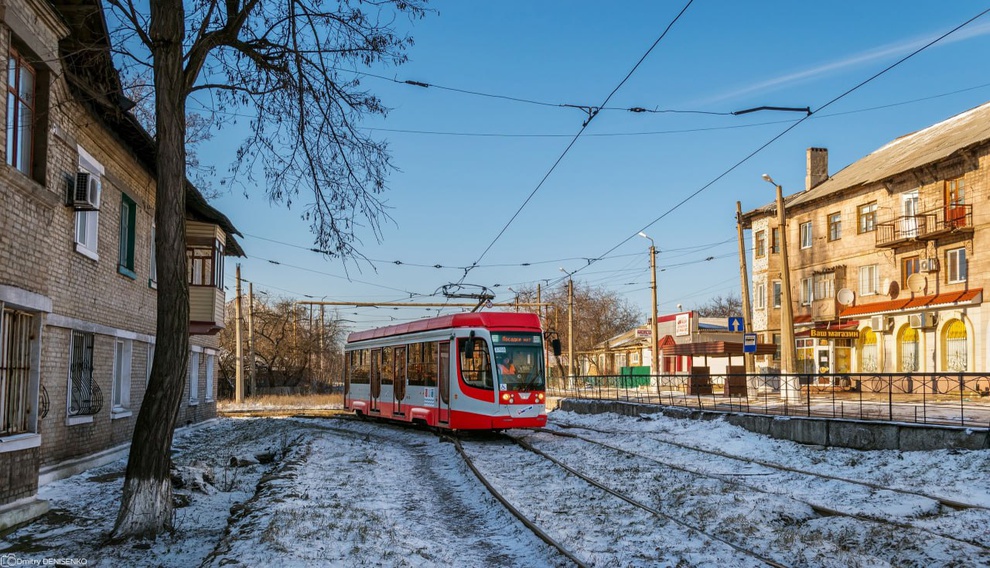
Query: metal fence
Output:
[[548, 372, 990, 428]]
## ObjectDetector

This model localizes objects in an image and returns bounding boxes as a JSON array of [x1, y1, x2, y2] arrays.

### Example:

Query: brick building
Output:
[[742, 103, 989, 378], [0, 0, 242, 528]]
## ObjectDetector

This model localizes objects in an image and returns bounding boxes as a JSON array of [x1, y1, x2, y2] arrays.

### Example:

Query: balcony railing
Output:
[[876, 204, 972, 247]]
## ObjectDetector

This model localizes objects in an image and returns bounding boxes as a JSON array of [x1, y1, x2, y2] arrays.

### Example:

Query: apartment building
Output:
[[742, 103, 989, 378], [0, 0, 242, 528]]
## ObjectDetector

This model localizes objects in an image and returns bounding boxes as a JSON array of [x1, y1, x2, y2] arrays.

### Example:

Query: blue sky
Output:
[[204, 1, 990, 332]]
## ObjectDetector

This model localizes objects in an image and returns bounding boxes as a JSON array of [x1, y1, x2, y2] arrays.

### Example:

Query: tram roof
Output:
[[346, 311, 542, 343]]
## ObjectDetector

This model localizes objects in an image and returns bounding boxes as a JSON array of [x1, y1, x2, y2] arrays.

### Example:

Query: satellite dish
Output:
[[836, 288, 855, 306], [887, 280, 900, 299], [907, 273, 927, 294], [881, 278, 891, 296]]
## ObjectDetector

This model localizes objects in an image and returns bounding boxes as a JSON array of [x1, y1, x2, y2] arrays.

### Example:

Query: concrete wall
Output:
[[557, 398, 989, 451]]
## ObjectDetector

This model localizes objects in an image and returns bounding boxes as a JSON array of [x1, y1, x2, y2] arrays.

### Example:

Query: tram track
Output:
[[547, 422, 990, 512], [535, 423, 990, 554], [456, 432, 789, 567]]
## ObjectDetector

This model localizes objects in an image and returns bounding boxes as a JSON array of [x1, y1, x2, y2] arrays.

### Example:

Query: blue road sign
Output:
[[743, 333, 757, 353], [728, 317, 745, 332]]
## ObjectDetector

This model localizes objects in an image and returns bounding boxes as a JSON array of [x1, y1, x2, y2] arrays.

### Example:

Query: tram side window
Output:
[[459, 338, 493, 390], [351, 350, 371, 384], [395, 346, 407, 383], [425, 342, 438, 387], [381, 347, 393, 385], [408, 343, 424, 385]]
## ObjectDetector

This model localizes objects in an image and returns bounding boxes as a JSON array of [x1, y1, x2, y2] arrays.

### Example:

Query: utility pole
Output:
[[319, 304, 326, 388], [234, 264, 244, 404], [567, 276, 575, 389], [763, 174, 798, 400], [736, 202, 755, 373], [247, 283, 256, 397], [639, 232, 659, 379]]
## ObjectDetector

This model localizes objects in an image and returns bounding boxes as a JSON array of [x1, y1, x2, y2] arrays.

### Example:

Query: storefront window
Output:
[[860, 329, 878, 372], [899, 326, 918, 372], [945, 320, 967, 372]]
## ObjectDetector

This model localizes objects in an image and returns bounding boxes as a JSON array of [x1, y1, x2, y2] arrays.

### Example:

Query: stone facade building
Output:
[[742, 103, 989, 380], [0, 0, 242, 528]]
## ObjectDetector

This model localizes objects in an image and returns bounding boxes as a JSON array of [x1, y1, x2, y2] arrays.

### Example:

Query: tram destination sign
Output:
[[809, 329, 859, 339]]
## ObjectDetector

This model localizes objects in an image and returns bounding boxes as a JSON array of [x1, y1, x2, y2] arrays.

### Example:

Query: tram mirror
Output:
[[464, 338, 476, 358], [551, 338, 562, 357]]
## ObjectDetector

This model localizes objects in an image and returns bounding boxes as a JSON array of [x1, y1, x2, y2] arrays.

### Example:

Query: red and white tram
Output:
[[344, 312, 549, 430]]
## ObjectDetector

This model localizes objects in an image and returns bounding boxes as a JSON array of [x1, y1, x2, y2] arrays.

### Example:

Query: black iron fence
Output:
[[549, 372, 990, 428]]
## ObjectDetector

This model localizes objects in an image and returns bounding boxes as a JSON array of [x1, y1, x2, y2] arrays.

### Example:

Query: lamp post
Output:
[[762, 174, 798, 400], [638, 232, 659, 379]]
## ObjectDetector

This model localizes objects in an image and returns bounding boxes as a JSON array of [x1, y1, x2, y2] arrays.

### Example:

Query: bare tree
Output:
[[106, 0, 427, 539], [218, 296, 346, 396], [511, 282, 643, 373], [694, 293, 743, 318], [122, 71, 218, 196]]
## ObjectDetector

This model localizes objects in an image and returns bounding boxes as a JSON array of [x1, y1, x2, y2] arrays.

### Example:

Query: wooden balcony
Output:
[[876, 205, 972, 247]]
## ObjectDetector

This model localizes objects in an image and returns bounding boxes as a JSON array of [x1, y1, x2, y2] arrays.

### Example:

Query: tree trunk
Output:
[[112, 0, 188, 539]]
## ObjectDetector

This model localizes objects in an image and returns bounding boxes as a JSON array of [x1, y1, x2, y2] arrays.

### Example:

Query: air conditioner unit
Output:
[[909, 312, 937, 329], [870, 315, 893, 332], [919, 258, 939, 273], [72, 171, 100, 210]]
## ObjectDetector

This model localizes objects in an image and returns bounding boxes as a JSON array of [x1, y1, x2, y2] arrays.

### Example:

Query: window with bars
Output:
[[1, 308, 33, 435], [69, 331, 101, 416]]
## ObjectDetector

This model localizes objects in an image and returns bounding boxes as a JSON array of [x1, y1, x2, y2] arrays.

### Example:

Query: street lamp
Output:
[[638, 232, 659, 379], [762, 174, 798, 400], [560, 267, 575, 389]]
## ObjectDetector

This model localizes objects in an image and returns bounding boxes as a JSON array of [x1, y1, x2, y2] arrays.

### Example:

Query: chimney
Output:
[[806, 147, 828, 191]]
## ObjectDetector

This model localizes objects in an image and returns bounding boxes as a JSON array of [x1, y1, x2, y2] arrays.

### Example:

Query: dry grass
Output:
[[218, 393, 344, 412]]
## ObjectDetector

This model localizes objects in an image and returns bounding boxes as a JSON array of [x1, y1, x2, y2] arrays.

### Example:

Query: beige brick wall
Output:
[[0, 0, 231, 505], [749, 143, 989, 373]]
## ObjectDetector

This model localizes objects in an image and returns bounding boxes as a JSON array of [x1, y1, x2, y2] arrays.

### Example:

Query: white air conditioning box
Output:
[[909, 312, 937, 329], [870, 315, 892, 332], [72, 171, 101, 210], [919, 258, 939, 273]]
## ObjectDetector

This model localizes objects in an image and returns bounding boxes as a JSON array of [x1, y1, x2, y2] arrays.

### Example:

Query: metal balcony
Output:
[[876, 205, 972, 247]]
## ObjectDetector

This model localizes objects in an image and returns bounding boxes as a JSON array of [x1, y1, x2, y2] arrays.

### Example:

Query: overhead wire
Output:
[[555, 5, 990, 288], [460, 0, 696, 282]]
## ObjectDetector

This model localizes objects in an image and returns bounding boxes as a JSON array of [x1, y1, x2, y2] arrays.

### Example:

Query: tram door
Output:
[[393, 347, 406, 416], [370, 348, 381, 412], [438, 342, 450, 425]]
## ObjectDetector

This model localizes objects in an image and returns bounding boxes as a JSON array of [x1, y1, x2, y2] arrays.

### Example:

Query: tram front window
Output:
[[493, 333, 545, 392]]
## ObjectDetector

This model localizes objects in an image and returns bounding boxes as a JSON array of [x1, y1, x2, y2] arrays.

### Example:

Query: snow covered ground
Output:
[[2, 408, 989, 567]]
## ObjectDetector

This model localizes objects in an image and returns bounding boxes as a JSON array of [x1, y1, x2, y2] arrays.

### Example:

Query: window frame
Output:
[[118, 193, 137, 279], [828, 212, 842, 241], [67, 331, 96, 422], [800, 276, 813, 306], [149, 224, 157, 289], [112, 339, 132, 418], [755, 282, 766, 310], [6, 48, 35, 176], [205, 352, 215, 402], [74, 147, 104, 260], [857, 202, 877, 234], [1, 307, 36, 437], [188, 349, 200, 405], [772, 281, 782, 309], [859, 264, 879, 296], [901, 256, 920, 288], [770, 227, 780, 254], [946, 247, 967, 284], [800, 221, 813, 249], [755, 230, 766, 258], [186, 238, 225, 289]]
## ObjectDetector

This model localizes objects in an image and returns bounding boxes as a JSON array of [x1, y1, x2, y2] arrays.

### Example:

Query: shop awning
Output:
[[662, 341, 777, 357], [839, 288, 982, 318]]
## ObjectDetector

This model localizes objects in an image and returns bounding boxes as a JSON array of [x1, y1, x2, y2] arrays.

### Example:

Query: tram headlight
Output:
[[536, 393, 544, 402], [501, 393, 511, 402]]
